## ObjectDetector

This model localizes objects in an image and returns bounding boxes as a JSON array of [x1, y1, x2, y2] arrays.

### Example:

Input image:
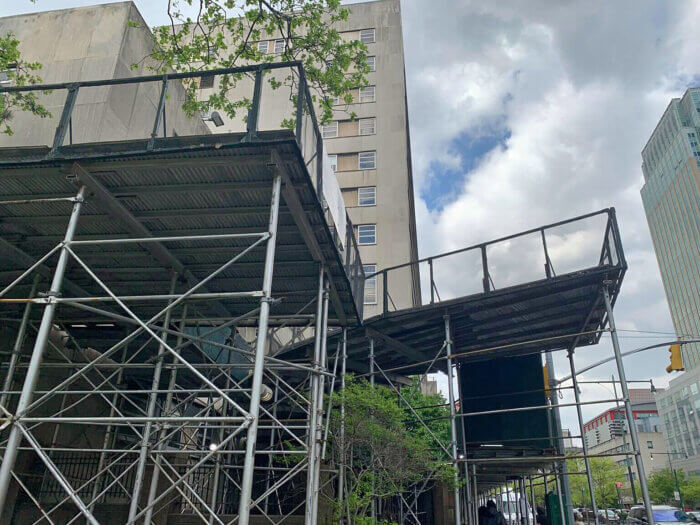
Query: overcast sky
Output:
[[1, 0, 699, 437]]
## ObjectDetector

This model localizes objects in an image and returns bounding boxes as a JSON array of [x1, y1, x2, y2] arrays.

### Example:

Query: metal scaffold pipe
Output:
[[603, 287, 655, 525], [0, 185, 88, 520], [237, 172, 283, 525]]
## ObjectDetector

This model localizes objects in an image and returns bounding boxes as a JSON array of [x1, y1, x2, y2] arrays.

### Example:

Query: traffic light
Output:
[[666, 344, 684, 373], [543, 365, 550, 397]]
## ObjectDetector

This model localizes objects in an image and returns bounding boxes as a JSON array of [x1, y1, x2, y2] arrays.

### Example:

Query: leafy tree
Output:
[[648, 468, 700, 507], [565, 457, 626, 509], [327, 375, 456, 523], [0, 33, 50, 135], [146, 0, 369, 125]]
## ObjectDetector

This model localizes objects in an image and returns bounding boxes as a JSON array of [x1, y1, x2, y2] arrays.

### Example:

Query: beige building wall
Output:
[[187, 0, 422, 317], [0, 2, 207, 149], [325, 0, 420, 316], [589, 432, 668, 490]]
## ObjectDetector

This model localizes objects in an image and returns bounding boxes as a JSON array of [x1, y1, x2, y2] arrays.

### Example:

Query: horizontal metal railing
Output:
[[0, 62, 365, 316], [367, 208, 626, 315]]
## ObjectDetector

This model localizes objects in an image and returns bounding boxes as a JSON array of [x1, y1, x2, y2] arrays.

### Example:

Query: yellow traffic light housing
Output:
[[543, 365, 550, 397], [666, 344, 684, 373]]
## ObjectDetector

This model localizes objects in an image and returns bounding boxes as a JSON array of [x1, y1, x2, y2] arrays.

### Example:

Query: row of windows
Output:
[[327, 151, 376, 172], [333, 86, 376, 106], [322, 117, 376, 138], [257, 39, 287, 55]]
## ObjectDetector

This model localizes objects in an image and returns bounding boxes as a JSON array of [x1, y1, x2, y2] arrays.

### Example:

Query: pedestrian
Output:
[[537, 506, 550, 525], [486, 500, 508, 525], [479, 505, 489, 525]]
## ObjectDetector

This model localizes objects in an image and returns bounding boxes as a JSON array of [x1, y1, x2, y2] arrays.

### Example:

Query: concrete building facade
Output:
[[0, 2, 208, 148], [322, 0, 421, 315], [186, 0, 421, 315], [589, 432, 667, 486]]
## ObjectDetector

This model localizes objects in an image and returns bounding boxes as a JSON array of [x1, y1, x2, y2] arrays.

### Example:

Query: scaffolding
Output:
[[0, 64, 658, 525], [0, 64, 365, 524]]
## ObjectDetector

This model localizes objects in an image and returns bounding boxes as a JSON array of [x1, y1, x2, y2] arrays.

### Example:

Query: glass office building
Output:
[[642, 87, 700, 474]]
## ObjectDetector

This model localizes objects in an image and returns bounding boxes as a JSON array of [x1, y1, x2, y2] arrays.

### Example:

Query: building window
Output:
[[199, 74, 215, 89], [257, 41, 268, 54], [359, 86, 376, 103], [327, 154, 337, 173], [363, 264, 377, 304], [359, 117, 376, 135], [358, 186, 376, 206], [358, 151, 376, 170], [273, 39, 285, 54], [360, 28, 375, 44], [0, 65, 16, 85], [357, 224, 376, 245], [367, 56, 376, 72], [647, 441, 654, 449], [322, 121, 338, 139]]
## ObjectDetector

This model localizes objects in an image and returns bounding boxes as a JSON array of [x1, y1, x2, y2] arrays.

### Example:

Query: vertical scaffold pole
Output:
[[0, 274, 40, 409], [305, 266, 326, 525], [370, 337, 376, 521], [445, 316, 462, 525], [567, 349, 599, 525], [602, 287, 654, 525], [458, 362, 473, 525], [0, 184, 86, 512], [237, 172, 282, 524], [143, 305, 188, 524], [127, 273, 178, 523], [337, 328, 348, 522], [310, 278, 330, 524], [545, 350, 574, 525], [529, 476, 537, 525]]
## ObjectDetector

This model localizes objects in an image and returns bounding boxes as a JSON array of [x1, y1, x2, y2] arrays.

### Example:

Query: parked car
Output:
[[627, 505, 694, 524], [598, 509, 620, 521], [687, 511, 700, 523]]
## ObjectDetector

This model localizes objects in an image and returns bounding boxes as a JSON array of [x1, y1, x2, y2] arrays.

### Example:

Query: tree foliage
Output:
[[648, 468, 700, 507], [327, 375, 455, 523], [0, 32, 50, 135], [147, 0, 369, 125], [566, 457, 626, 509]]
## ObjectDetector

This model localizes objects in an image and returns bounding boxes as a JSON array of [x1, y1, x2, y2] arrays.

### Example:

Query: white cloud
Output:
[[402, 0, 700, 435]]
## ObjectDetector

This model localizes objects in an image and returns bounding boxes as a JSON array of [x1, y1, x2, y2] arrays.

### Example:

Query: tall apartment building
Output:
[[320, 0, 421, 316], [641, 87, 700, 474], [641, 87, 700, 368], [199, 0, 421, 315]]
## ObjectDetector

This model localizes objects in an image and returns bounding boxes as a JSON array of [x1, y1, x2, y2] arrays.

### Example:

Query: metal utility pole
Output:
[[603, 287, 654, 525]]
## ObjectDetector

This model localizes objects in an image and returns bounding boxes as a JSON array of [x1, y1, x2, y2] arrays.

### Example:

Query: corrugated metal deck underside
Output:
[[0, 132, 361, 334], [309, 264, 624, 376]]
